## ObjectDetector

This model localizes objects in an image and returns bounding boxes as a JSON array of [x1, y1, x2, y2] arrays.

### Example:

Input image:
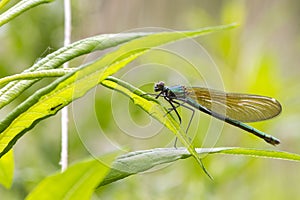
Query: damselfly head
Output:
[[154, 81, 165, 92]]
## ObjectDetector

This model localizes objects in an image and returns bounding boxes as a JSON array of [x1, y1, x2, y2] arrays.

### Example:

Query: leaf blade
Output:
[[0, 24, 237, 165], [101, 77, 211, 178], [0, 0, 54, 27], [99, 147, 300, 186], [0, 32, 149, 108], [0, 150, 14, 188], [26, 153, 118, 200]]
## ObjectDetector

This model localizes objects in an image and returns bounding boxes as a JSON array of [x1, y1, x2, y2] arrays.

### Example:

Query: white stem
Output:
[[60, 0, 71, 172]]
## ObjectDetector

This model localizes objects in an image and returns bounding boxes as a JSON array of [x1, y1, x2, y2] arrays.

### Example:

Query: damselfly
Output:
[[154, 81, 282, 145]]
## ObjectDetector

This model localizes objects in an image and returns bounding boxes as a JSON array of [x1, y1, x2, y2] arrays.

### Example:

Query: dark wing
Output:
[[186, 87, 282, 122]]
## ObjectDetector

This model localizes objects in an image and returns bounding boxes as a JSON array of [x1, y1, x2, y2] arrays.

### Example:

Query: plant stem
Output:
[[60, 0, 72, 172]]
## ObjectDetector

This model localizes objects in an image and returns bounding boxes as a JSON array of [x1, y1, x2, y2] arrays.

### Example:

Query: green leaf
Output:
[[0, 0, 11, 9], [0, 24, 237, 176], [101, 77, 210, 176], [0, 150, 14, 188], [0, 32, 149, 109], [0, 69, 74, 86], [0, 0, 54, 27], [26, 153, 118, 200], [99, 147, 300, 186]]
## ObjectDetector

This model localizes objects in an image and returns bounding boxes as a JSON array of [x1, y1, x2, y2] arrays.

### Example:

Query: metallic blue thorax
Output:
[[168, 85, 188, 99]]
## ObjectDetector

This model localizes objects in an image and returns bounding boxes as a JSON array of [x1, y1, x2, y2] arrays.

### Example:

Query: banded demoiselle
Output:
[[154, 81, 282, 145]]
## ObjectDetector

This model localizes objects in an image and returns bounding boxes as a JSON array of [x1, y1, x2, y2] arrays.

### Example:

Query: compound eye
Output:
[[154, 81, 165, 92], [157, 81, 165, 87]]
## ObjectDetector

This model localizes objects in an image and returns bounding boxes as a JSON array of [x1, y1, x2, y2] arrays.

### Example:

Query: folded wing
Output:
[[186, 87, 282, 123]]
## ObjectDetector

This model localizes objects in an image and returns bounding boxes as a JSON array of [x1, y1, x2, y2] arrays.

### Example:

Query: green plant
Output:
[[0, 1, 299, 199]]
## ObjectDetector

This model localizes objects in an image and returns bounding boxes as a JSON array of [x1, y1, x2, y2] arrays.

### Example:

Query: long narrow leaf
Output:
[[0, 0, 53, 27], [26, 153, 119, 200], [0, 150, 13, 188], [0, 32, 149, 108], [100, 77, 210, 176], [0, 69, 75, 86], [0, 25, 237, 175], [98, 147, 300, 186]]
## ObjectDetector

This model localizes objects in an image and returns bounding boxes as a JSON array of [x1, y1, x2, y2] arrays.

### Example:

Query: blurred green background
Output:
[[1, 0, 300, 199]]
